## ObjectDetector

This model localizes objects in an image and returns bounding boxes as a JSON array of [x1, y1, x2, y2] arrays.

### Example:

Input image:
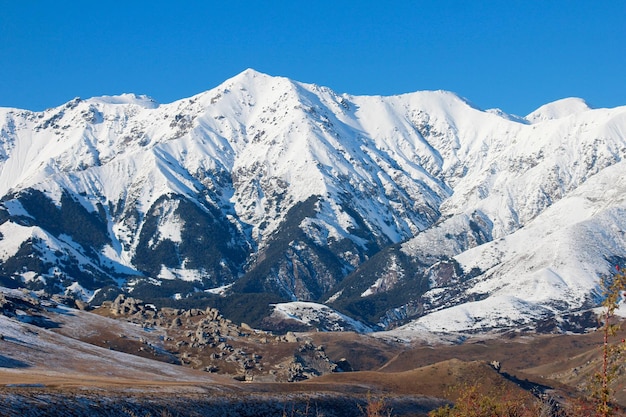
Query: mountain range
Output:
[[1, 68, 625, 334]]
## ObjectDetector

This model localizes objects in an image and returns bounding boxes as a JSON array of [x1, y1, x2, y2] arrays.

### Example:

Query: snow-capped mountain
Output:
[[1, 69, 625, 333]]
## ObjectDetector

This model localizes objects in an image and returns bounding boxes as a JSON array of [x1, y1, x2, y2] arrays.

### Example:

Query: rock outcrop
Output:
[[97, 295, 341, 382]]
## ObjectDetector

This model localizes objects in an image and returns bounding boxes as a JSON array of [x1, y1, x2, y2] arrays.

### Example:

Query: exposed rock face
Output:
[[286, 341, 336, 382], [0, 290, 43, 318], [99, 295, 340, 382], [0, 290, 69, 329], [109, 295, 144, 316]]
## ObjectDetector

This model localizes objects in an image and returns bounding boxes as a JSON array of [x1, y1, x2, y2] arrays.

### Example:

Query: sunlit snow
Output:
[[1, 68, 626, 333]]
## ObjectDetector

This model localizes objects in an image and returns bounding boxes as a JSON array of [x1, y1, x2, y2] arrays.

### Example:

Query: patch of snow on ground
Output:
[[19, 272, 40, 284], [205, 284, 232, 295], [272, 301, 373, 333], [361, 277, 385, 297], [66, 282, 96, 302], [3, 199, 31, 217], [0, 223, 37, 261], [158, 266, 204, 282]]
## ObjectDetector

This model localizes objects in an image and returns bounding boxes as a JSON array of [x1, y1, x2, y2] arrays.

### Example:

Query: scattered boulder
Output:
[[90, 293, 343, 382], [284, 332, 298, 343], [335, 358, 353, 372], [110, 295, 143, 316]]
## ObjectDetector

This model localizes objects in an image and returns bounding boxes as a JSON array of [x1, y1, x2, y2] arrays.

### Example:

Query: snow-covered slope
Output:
[[1, 69, 625, 333], [334, 99, 626, 332], [270, 301, 374, 333], [403, 159, 626, 333]]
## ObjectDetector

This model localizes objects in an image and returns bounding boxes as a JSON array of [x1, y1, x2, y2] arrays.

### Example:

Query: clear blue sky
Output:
[[1, 1, 624, 116]]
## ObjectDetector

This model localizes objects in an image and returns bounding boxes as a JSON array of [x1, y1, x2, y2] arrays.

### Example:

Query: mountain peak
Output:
[[1, 71, 625, 336], [525, 97, 592, 124], [223, 68, 275, 86], [239, 67, 266, 77], [208, 68, 300, 101]]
